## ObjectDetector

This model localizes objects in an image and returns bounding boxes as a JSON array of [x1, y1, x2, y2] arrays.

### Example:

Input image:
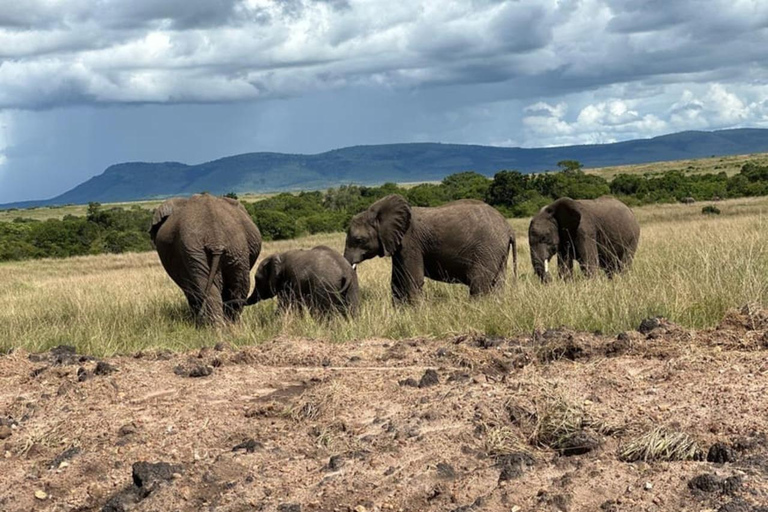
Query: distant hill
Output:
[[5, 128, 768, 209]]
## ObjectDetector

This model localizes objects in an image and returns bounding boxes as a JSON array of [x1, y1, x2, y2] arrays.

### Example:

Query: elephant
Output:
[[528, 196, 640, 282], [343, 194, 517, 303], [246, 245, 359, 316], [150, 194, 262, 324]]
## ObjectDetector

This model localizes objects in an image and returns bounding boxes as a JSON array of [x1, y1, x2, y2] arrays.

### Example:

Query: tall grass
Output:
[[1, 197, 767, 356]]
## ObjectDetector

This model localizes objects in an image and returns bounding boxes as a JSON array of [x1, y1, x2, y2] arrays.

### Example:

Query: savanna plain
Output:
[[1, 195, 767, 511]]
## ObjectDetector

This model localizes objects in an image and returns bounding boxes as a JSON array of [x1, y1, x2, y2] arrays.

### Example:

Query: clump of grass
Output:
[[529, 394, 586, 450], [289, 380, 348, 422], [482, 425, 529, 458], [619, 427, 701, 462]]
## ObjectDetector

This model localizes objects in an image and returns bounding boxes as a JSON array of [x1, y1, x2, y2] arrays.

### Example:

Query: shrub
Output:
[[702, 205, 721, 215]]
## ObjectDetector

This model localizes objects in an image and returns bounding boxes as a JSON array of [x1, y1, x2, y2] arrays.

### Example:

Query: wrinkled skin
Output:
[[150, 194, 262, 324], [528, 197, 640, 282], [247, 246, 359, 317], [344, 194, 517, 303]]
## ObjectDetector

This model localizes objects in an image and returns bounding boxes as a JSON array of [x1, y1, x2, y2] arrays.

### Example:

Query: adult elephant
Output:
[[528, 197, 639, 282], [246, 246, 359, 317], [150, 194, 262, 324], [344, 194, 517, 303]]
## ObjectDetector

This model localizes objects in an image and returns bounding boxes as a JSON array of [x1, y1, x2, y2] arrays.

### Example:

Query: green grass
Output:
[[1, 196, 767, 356]]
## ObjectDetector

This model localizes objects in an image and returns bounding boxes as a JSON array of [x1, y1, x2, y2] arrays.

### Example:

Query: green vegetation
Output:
[[3, 161, 768, 262]]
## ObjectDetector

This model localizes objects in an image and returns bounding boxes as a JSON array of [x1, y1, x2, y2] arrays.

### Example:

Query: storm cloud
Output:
[[1, 0, 768, 202]]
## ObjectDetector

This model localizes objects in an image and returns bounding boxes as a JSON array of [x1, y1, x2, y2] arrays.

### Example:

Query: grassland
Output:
[[2, 196, 766, 356]]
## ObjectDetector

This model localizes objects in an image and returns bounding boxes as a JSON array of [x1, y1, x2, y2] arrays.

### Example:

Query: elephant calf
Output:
[[150, 194, 262, 324], [344, 194, 517, 303], [246, 246, 359, 317], [528, 196, 640, 281]]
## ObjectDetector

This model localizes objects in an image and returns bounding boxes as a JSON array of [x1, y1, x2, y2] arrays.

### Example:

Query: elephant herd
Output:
[[150, 193, 640, 324]]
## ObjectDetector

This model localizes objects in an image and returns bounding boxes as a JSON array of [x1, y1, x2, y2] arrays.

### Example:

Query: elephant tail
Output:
[[203, 250, 223, 297], [510, 235, 518, 279]]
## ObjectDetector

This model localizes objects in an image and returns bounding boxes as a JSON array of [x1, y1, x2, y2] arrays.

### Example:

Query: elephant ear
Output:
[[371, 194, 412, 256], [552, 197, 582, 241], [149, 198, 185, 239]]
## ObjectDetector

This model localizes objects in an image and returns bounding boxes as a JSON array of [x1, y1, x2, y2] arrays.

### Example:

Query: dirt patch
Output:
[[1, 309, 768, 511]]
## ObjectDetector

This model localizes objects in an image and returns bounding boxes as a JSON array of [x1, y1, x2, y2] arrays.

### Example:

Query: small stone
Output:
[[644, 482, 653, 490], [0, 425, 12, 439], [418, 369, 439, 388], [34, 490, 47, 500], [707, 442, 734, 464], [232, 438, 262, 453], [94, 361, 117, 375]]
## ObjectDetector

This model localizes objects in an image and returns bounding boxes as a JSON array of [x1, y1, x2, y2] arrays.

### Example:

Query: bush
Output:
[[702, 205, 721, 215]]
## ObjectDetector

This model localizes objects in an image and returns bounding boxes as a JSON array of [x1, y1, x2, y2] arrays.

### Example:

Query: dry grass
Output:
[[529, 393, 586, 450], [585, 152, 768, 180], [618, 427, 701, 462], [2, 196, 768, 356]]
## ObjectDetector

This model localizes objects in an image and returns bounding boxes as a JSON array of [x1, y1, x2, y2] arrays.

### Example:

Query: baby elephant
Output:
[[246, 246, 359, 316]]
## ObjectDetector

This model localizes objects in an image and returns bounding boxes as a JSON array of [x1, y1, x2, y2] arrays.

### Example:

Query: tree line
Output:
[[2, 161, 767, 262]]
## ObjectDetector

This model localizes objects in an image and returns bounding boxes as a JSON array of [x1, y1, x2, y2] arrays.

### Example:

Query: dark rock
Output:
[[51, 345, 77, 364], [497, 452, 535, 482], [557, 431, 601, 456], [94, 361, 117, 376], [600, 500, 619, 512], [188, 365, 213, 378], [49, 446, 81, 469], [232, 438, 263, 453], [717, 499, 754, 512], [327, 455, 344, 471], [398, 378, 419, 387], [475, 336, 504, 349], [708, 442, 735, 463], [77, 367, 89, 382], [118, 423, 137, 437], [418, 369, 439, 388], [721, 476, 743, 495], [638, 317, 663, 334], [30, 366, 47, 378], [436, 462, 456, 480], [277, 505, 301, 512], [132, 461, 182, 491], [688, 473, 723, 493], [0, 425, 12, 440]]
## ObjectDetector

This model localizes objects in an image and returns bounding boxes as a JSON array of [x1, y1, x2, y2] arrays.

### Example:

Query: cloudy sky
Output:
[[1, 0, 768, 202]]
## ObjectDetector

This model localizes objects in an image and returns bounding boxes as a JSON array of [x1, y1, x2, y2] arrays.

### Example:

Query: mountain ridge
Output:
[[5, 128, 768, 209]]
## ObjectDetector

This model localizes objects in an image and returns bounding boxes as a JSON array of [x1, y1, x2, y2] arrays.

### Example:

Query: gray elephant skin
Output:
[[246, 246, 359, 316], [528, 197, 640, 282], [344, 194, 517, 302], [150, 194, 262, 323]]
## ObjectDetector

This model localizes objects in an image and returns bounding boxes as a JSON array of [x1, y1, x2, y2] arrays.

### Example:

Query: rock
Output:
[[497, 452, 535, 482], [232, 438, 262, 453], [77, 367, 89, 382], [277, 505, 301, 512], [418, 369, 439, 388], [638, 317, 663, 334], [327, 455, 345, 471], [189, 365, 213, 378], [49, 446, 80, 469], [94, 361, 117, 376], [34, 490, 47, 500], [132, 461, 183, 490], [708, 442, 735, 463], [0, 425, 12, 439], [398, 378, 419, 388], [688, 473, 722, 493], [436, 462, 456, 480], [118, 423, 138, 437]]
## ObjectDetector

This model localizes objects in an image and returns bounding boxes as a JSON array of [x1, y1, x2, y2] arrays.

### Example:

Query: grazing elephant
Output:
[[150, 194, 262, 324], [344, 195, 517, 303], [246, 246, 359, 316], [528, 196, 639, 282]]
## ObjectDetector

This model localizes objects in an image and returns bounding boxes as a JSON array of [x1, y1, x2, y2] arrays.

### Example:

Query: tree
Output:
[[557, 160, 583, 175]]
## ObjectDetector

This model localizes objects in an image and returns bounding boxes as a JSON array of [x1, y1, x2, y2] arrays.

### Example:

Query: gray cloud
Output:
[[1, 0, 768, 202]]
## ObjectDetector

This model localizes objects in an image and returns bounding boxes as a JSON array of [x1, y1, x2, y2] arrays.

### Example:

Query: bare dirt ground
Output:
[[2, 306, 768, 512]]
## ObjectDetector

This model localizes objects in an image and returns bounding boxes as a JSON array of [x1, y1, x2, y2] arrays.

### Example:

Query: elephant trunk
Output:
[[531, 246, 552, 283]]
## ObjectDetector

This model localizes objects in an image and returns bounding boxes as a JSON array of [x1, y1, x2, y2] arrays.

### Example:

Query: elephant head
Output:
[[344, 194, 412, 266], [246, 254, 282, 305], [528, 198, 581, 282]]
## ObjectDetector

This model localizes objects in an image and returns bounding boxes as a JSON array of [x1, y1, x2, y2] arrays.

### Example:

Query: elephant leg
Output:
[[575, 234, 599, 278], [391, 250, 424, 304], [184, 252, 225, 324], [468, 264, 499, 296], [557, 251, 574, 280], [221, 260, 250, 322]]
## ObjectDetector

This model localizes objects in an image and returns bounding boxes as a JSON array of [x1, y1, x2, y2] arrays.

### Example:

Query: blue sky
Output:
[[1, 0, 768, 202]]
